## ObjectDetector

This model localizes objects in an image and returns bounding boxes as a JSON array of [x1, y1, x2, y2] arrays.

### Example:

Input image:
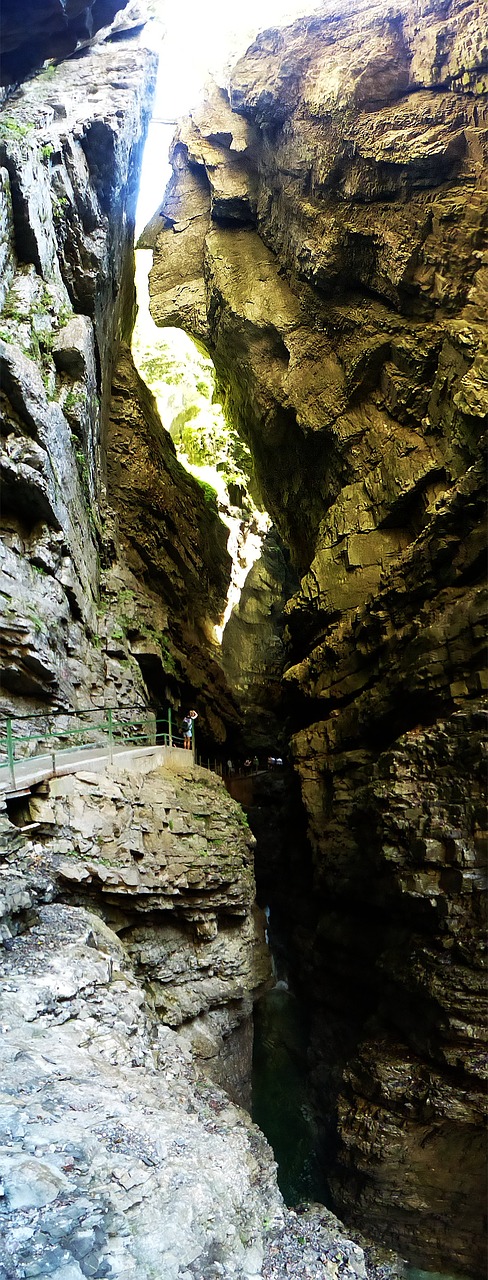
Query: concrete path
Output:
[[0, 742, 193, 798]]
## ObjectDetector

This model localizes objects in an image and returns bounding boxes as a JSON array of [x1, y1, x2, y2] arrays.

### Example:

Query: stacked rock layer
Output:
[[145, 0, 488, 1271]]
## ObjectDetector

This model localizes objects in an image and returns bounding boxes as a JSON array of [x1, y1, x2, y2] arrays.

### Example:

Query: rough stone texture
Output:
[[0, 801, 385, 1280], [0, 25, 238, 755], [0, 901, 284, 1280], [0, 0, 144, 88], [0, 29, 159, 731], [146, 1, 488, 1272], [221, 530, 298, 750], [6, 757, 272, 1104], [107, 346, 237, 746]]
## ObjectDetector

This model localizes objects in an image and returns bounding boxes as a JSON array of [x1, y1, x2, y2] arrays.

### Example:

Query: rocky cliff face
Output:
[[145, 0, 487, 1271], [6, 755, 270, 1104], [0, 22, 156, 726], [0, 12, 239, 749], [0, 769, 393, 1280], [221, 529, 297, 750]]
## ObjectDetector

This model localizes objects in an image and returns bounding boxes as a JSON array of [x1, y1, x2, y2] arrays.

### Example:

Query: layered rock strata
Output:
[[0, 15, 237, 747], [0, 25, 156, 725], [6, 756, 271, 1103], [107, 345, 239, 745], [0, 782, 389, 1280], [145, 0, 488, 1271]]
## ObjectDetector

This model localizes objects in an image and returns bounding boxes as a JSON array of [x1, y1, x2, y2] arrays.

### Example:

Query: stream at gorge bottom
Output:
[[252, 983, 330, 1208], [251, 983, 474, 1280]]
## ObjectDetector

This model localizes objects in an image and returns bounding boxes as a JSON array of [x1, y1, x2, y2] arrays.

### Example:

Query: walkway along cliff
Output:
[[0, 0, 487, 1277]]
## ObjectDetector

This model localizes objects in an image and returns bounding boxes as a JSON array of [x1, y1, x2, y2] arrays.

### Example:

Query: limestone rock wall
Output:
[[0, 0, 138, 88], [107, 345, 239, 744], [0, 16, 237, 748], [145, 1, 487, 1271], [0, 867, 387, 1280], [0, 898, 284, 1280], [221, 529, 297, 750], [0, 26, 157, 727], [9, 756, 271, 1104]]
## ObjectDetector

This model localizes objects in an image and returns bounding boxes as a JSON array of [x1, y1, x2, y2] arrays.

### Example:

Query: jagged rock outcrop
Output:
[[145, 1, 487, 1272], [10, 756, 270, 1103], [0, 0, 142, 87], [0, 24, 158, 727], [221, 530, 297, 750], [0, 14, 238, 751], [107, 345, 239, 745], [0, 782, 393, 1280]]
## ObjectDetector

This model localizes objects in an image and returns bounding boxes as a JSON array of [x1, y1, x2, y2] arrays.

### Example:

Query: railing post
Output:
[[6, 718, 15, 789], [107, 708, 113, 764], [192, 724, 196, 764], [168, 706, 173, 747]]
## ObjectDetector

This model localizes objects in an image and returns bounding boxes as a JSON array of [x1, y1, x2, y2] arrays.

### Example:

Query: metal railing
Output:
[[0, 705, 193, 791]]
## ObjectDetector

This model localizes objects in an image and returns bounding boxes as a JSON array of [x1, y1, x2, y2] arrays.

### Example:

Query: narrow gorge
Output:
[[0, 2, 486, 1279]]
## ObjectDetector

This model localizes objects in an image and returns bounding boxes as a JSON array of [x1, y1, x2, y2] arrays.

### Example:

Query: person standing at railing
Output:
[[181, 709, 198, 749]]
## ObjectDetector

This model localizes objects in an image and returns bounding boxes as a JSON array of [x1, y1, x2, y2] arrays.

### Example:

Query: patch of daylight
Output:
[[132, 250, 271, 643]]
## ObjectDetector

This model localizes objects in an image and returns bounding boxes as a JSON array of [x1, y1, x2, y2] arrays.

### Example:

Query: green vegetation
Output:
[[52, 193, 68, 222], [74, 446, 91, 503], [132, 321, 254, 499], [2, 290, 24, 323], [26, 606, 46, 634], [195, 477, 218, 510], [1, 281, 72, 405], [64, 389, 83, 415], [38, 64, 57, 81], [0, 117, 33, 142]]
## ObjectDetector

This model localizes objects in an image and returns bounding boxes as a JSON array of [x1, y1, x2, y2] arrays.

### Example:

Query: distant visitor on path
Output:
[[182, 709, 198, 749]]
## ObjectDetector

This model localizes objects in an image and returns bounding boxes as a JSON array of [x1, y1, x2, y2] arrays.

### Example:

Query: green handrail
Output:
[[0, 705, 189, 788]]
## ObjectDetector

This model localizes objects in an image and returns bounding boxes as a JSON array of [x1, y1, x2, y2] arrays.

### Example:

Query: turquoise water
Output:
[[404, 1272, 472, 1280]]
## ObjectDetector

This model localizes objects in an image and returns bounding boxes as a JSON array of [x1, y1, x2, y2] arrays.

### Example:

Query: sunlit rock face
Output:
[[221, 529, 298, 751], [107, 345, 238, 744], [146, 1, 487, 1271]]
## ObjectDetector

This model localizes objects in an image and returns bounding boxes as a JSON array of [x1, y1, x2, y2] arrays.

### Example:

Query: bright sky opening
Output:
[[136, 0, 323, 232]]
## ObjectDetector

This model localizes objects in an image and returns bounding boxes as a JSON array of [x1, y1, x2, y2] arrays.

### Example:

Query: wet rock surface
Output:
[[0, 18, 238, 749]]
